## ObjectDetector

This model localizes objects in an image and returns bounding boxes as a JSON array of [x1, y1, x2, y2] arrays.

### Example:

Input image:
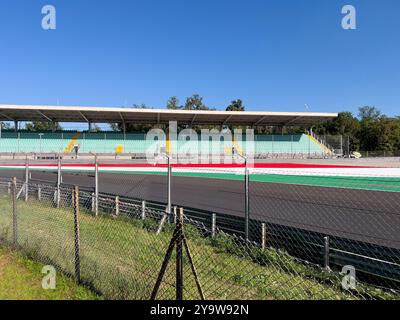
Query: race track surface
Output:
[[1, 169, 399, 249]]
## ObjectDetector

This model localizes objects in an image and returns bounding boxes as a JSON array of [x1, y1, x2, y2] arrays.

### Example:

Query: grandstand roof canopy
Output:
[[0, 105, 337, 127]]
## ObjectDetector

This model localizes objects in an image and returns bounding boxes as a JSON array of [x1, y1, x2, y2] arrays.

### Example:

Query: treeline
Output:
[[314, 106, 400, 152]]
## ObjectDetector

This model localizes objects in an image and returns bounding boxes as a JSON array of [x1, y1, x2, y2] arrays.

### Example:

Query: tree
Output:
[[184, 94, 208, 110], [358, 106, 381, 120], [357, 106, 382, 151], [226, 99, 245, 111], [25, 121, 62, 131], [374, 116, 400, 152], [315, 112, 361, 151], [111, 104, 155, 132], [166, 96, 181, 110]]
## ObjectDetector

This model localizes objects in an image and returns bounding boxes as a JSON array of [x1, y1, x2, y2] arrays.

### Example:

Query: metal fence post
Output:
[[73, 186, 81, 283], [167, 155, 171, 216], [25, 157, 29, 202], [176, 207, 184, 300], [56, 154, 61, 208], [37, 185, 41, 201], [290, 135, 293, 156], [12, 177, 17, 246], [211, 213, 217, 238], [261, 223, 267, 250], [94, 155, 99, 217], [340, 135, 343, 156], [7, 182, 11, 194], [245, 159, 250, 241], [91, 192, 95, 213], [141, 200, 146, 219], [115, 196, 119, 216], [173, 206, 177, 224], [324, 236, 330, 270]]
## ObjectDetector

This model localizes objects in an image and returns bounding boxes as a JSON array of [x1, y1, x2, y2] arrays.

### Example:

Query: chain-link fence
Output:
[[0, 157, 400, 300], [360, 151, 400, 158]]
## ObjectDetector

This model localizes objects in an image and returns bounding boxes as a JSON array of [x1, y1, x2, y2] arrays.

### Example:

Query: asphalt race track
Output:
[[1, 169, 399, 249]]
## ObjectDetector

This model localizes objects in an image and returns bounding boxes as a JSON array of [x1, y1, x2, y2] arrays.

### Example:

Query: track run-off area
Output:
[[1, 161, 400, 250]]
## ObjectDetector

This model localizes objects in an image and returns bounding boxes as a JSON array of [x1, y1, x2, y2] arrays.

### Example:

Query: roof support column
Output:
[[14, 120, 18, 132], [122, 122, 126, 142], [88, 122, 92, 132]]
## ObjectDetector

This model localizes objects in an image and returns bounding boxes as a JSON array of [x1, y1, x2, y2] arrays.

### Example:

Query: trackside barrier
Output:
[[1, 176, 400, 288], [0, 177, 399, 298]]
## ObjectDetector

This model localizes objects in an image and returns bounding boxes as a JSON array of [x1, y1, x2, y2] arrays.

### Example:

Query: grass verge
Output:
[[0, 245, 98, 300], [0, 193, 397, 300]]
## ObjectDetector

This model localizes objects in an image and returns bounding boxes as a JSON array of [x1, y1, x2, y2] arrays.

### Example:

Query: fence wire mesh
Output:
[[0, 157, 399, 300]]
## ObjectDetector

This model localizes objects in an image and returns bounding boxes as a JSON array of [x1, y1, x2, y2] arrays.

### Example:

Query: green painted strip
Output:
[[249, 174, 400, 192], [1, 167, 399, 192], [107, 170, 400, 192]]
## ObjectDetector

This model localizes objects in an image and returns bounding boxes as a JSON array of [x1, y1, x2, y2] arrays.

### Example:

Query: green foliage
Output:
[[25, 121, 62, 131], [111, 104, 156, 132], [166, 96, 181, 110], [315, 106, 400, 152], [183, 94, 208, 110], [226, 99, 245, 111]]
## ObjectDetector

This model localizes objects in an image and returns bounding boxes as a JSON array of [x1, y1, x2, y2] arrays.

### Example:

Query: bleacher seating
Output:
[[0, 131, 329, 156]]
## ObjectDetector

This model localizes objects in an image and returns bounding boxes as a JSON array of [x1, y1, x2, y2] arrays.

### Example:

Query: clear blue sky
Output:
[[0, 0, 399, 117]]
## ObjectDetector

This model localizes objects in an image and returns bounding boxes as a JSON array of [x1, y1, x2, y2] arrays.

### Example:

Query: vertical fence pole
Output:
[[211, 213, 217, 238], [73, 186, 81, 283], [324, 236, 330, 270], [115, 196, 119, 216], [37, 185, 41, 201], [290, 135, 293, 156], [245, 159, 250, 241], [57, 154, 61, 208], [176, 208, 184, 300], [12, 177, 17, 246], [167, 155, 171, 217], [173, 206, 177, 224], [91, 193, 95, 212], [340, 135, 343, 156], [25, 157, 29, 202], [94, 155, 99, 217], [141, 200, 146, 219], [261, 223, 266, 250], [7, 182, 11, 194]]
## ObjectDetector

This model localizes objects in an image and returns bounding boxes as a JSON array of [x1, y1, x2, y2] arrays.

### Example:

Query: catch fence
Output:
[[0, 164, 399, 299]]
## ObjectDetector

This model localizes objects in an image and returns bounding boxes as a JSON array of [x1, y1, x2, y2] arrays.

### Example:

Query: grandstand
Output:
[[0, 130, 329, 157], [0, 105, 337, 158]]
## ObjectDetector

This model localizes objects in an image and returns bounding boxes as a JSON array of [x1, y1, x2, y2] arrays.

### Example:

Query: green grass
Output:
[[0, 194, 396, 300], [0, 246, 98, 300]]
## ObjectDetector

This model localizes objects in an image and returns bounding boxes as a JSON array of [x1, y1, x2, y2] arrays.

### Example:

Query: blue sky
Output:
[[0, 0, 399, 117]]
